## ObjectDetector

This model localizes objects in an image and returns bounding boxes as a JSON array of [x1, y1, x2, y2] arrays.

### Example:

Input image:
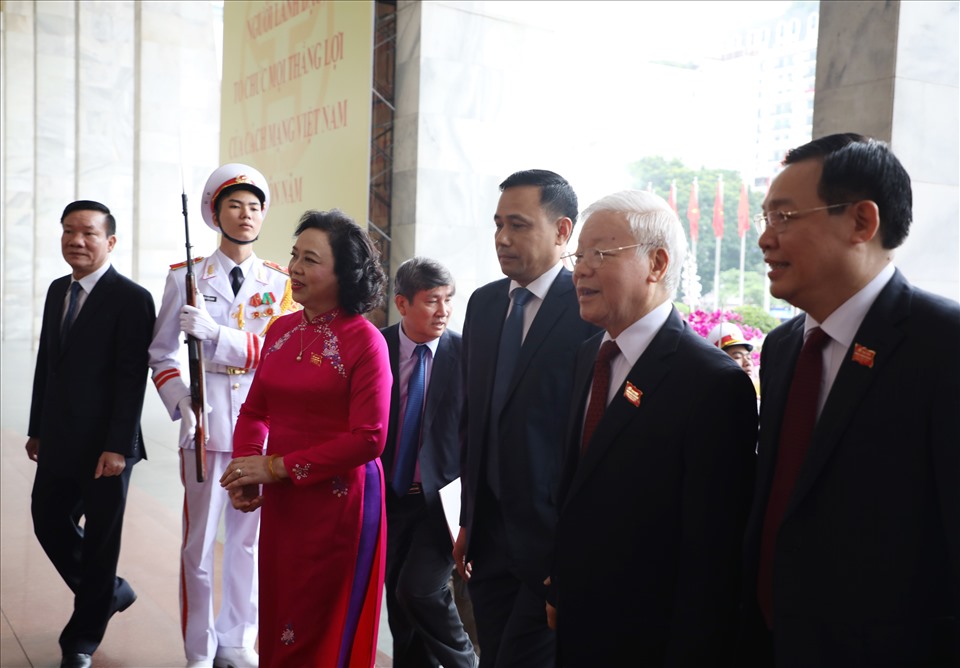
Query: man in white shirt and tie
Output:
[[27, 200, 156, 668]]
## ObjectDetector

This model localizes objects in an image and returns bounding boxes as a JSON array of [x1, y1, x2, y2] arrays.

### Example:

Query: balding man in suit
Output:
[[549, 190, 757, 665]]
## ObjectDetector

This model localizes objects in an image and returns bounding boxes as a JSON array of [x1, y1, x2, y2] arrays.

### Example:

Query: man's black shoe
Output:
[[111, 576, 137, 615], [60, 653, 92, 668]]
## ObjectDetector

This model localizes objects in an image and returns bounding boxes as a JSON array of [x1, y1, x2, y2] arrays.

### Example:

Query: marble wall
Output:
[[814, 0, 959, 300], [391, 0, 588, 329], [1, 0, 220, 344]]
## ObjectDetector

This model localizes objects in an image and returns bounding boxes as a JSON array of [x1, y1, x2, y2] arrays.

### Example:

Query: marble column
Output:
[[814, 0, 959, 301], [390, 1, 583, 328], [3, 0, 40, 341], [0, 0, 220, 343]]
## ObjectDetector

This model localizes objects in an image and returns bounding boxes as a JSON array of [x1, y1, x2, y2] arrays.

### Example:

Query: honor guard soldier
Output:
[[707, 322, 756, 378], [148, 163, 298, 668]]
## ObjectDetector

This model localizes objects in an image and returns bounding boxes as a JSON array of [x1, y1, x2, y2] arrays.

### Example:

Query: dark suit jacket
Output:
[[28, 266, 155, 475], [460, 269, 599, 591], [741, 270, 960, 666], [553, 308, 758, 666], [381, 324, 463, 509]]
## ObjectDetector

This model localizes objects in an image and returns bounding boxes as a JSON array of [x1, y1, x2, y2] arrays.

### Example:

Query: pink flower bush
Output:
[[686, 309, 764, 364]]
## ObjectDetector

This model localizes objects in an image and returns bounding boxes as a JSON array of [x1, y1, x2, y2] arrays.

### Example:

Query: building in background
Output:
[[717, 1, 820, 190]]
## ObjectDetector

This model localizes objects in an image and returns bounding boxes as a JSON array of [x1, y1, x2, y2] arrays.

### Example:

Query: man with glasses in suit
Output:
[[740, 133, 959, 666]]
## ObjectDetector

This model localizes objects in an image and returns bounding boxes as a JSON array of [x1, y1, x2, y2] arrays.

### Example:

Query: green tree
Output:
[[718, 268, 764, 307], [732, 304, 780, 334], [628, 156, 766, 304]]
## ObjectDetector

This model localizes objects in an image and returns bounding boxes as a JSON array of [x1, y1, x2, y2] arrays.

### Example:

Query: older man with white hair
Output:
[[548, 190, 758, 666]]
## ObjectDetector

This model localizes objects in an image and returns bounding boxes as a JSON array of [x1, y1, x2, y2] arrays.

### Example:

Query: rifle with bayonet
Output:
[[182, 191, 208, 483]]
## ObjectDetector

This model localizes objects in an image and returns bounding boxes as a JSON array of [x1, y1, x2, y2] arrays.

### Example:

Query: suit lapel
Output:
[[477, 281, 510, 426], [49, 276, 71, 358], [563, 309, 684, 505], [60, 267, 118, 356], [505, 270, 574, 402], [786, 272, 910, 517], [756, 318, 805, 491], [381, 325, 401, 473], [424, 331, 454, 434]]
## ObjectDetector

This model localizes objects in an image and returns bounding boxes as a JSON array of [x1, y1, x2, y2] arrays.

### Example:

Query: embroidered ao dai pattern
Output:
[[233, 308, 392, 667]]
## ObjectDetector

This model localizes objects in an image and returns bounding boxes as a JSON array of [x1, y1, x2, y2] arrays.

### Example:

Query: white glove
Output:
[[180, 304, 220, 342], [178, 395, 198, 448], [177, 395, 211, 448]]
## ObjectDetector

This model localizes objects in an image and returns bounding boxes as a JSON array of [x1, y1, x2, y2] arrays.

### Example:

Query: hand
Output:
[[544, 576, 557, 630], [227, 483, 263, 512], [178, 396, 197, 448], [177, 396, 211, 449], [25, 437, 40, 462], [453, 527, 472, 581], [95, 451, 126, 479], [180, 304, 220, 342], [220, 455, 274, 490]]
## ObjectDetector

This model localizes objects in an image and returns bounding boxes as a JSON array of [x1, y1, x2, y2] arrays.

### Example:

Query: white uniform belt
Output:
[[206, 364, 249, 375]]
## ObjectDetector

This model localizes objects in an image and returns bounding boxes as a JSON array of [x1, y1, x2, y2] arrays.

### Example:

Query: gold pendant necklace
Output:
[[297, 325, 324, 362]]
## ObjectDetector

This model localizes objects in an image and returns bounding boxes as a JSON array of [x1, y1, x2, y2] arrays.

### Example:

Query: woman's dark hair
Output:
[[295, 209, 386, 315]]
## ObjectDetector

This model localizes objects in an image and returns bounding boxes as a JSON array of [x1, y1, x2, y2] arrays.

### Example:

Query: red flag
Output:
[[737, 182, 750, 238], [687, 179, 700, 243], [668, 180, 678, 216], [712, 175, 724, 239]]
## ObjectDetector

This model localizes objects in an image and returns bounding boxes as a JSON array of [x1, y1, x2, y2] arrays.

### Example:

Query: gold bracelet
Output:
[[267, 454, 281, 482]]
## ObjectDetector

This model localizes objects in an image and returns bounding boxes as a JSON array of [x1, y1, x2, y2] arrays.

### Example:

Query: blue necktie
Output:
[[487, 287, 532, 498], [61, 281, 82, 345], [392, 344, 427, 496], [490, 288, 532, 418]]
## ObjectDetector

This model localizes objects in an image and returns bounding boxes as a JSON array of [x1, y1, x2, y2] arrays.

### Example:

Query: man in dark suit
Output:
[[453, 169, 599, 667], [741, 133, 960, 666], [548, 190, 758, 665], [380, 257, 476, 668], [25, 200, 156, 668]]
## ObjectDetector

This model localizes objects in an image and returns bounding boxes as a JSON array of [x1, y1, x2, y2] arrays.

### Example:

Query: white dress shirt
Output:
[[505, 261, 564, 341], [803, 262, 895, 417], [62, 260, 112, 326], [581, 300, 673, 438]]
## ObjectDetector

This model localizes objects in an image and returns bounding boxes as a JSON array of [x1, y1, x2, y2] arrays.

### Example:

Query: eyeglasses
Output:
[[753, 203, 853, 235], [561, 243, 651, 269]]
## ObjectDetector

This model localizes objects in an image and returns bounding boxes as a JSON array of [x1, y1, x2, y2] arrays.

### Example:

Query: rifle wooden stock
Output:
[[182, 192, 207, 483]]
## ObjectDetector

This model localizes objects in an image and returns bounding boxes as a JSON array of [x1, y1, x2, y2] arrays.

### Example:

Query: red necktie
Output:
[[581, 340, 620, 454], [757, 326, 829, 627]]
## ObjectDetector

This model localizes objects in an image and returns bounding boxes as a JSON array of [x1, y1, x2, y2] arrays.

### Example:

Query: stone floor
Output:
[[0, 339, 393, 667]]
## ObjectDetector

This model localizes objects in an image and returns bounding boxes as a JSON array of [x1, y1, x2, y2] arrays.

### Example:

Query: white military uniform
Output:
[[149, 249, 297, 662]]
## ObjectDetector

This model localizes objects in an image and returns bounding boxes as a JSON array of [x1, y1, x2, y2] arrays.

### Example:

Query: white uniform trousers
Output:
[[180, 449, 259, 661]]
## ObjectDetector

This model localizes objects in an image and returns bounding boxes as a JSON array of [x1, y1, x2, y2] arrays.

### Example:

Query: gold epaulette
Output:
[[169, 257, 205, 270], [263, 260, 289, 275]]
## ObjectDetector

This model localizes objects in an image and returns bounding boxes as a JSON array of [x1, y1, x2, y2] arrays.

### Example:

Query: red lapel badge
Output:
[[623, 381, 642, 407], [851, 343, 876, 368]]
